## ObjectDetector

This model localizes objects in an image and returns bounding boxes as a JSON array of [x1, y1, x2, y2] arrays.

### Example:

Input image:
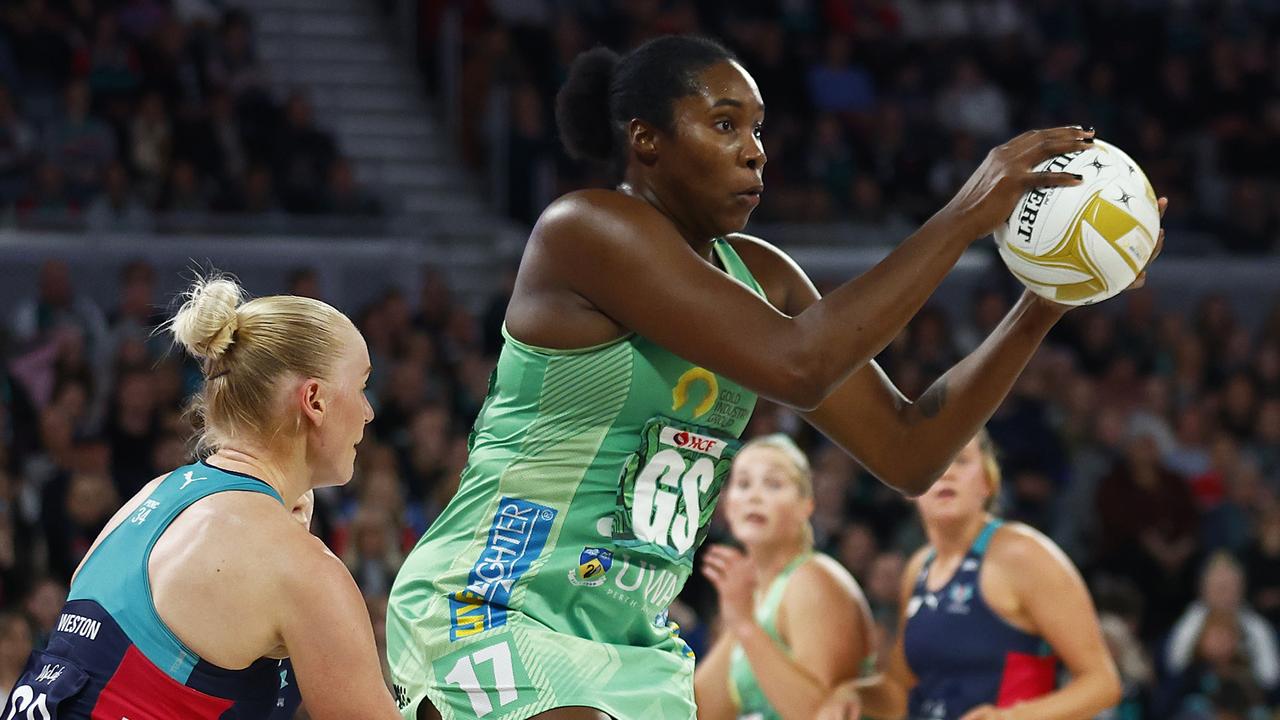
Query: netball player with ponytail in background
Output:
[[694, 434, 875, 720], [387, 30, 1114, 720], [817, 431, 1121, 720], [1, 276, 401, 719]]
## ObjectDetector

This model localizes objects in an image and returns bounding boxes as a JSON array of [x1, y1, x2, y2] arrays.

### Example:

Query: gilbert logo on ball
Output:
[[994, 139, 1160, 306]]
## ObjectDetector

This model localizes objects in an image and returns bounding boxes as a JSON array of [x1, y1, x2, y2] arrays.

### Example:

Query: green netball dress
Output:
[[728, 552, 875, 720], [386, 239, 763, 720], [727, 552, 811, 720]]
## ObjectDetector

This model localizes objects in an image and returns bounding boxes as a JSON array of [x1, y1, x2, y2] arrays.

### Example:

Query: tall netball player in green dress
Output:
[[386, 35, 1124, 720]]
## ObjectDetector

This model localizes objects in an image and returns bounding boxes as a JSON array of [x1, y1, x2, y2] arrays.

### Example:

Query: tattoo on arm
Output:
[[907, 379, 948, 424]]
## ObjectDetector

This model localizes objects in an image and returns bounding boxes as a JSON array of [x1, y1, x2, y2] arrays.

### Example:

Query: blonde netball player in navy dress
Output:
[[1, 277, 401, 719], [819, 432, 1121, 720]]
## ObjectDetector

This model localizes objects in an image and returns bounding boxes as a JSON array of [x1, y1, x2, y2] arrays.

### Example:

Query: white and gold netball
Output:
[[994, 139, 1160, 306]]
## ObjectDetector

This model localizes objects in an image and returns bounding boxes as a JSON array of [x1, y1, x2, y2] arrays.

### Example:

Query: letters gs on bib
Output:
[[612, 417, 739, 566]]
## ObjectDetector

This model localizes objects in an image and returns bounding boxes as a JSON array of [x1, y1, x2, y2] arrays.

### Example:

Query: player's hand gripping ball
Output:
[[994, 139, 1161, 306]]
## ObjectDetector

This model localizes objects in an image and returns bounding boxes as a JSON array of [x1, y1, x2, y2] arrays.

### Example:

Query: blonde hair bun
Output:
[[171, 276, 244, 362]]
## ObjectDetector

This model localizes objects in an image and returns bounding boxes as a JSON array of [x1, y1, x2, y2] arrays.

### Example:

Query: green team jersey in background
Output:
[[728, 551, 877, 720], [387, 238, 763, 719], [727, 551, 813, 720]]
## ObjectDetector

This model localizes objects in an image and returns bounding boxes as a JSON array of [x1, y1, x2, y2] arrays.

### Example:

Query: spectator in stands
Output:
[[1096, 425, 1200, 640], [1242, 507, 1280, 629], [2, 0, 73, 127], [0, 611, 32, 708], [1163, 613, 1268, 719], [1256, 398, 1280, 479], [342, 507, 402, 598], [1167, 404, 1214, 479], [0, 83, 35, 205], [1098, 611, 1155, 720], [45, 80, 116, 203], [86, 13, 141, 101], [0, 454, 35, 609], [402, 402, 452, 502], [104, 368, 159, 497], [863, 550, 905, 633], [505, 81, 555, 225], [325, 157, 382, 217], [106, 260, 163, 361], [1166, 553, 1280, 699], [807, 114, 855, 214], [143, 18, 206, 114], [129, 91, 172, 203], [231, 162, 281, 217], [273, 91, 335, 214], [85, 161, 152, 233], [21, 577, 66, 649], [15, 160, 78, 223], [8, 260, 108, 372], [934, 58, 1010, 144], [835, 522, 877, 582], [116, 0, 167, 41], [159, 157, 209, 213], [285, 266, 322, 300], [807, 34, 875, 115], [480, 264, 517, 357], [41, 452, 119, 583], [205, 8, 267, 102], [172, 85, 236, 196], [1214, 459, 1273, 558]]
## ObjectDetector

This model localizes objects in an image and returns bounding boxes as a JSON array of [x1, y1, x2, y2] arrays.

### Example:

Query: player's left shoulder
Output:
[[987, 522, 1076, 578], [787, 553, 864, 604], [723, 232, 800, 275], [723, 232, 814, 312]]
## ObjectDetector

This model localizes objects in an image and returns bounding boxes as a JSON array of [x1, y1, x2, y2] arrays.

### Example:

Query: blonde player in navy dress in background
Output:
[[818, 431, 1121, 720]]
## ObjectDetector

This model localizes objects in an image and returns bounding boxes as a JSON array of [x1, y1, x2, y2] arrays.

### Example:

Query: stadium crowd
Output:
[[1, 256, 1279, 719], [447, 0, 1280, 254], [0, 0, 381, 232]]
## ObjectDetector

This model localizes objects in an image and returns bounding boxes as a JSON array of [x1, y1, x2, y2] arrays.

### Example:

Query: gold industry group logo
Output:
[[672, 367, 718, 418]]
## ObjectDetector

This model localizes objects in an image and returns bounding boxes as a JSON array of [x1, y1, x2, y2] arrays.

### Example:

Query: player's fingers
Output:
[[1018, 134, 1094, 167], [701, 564, 723, 585], [815, 704, 841, 720], [1157, 196, 1168, 218], [707, 544, 743, 563], [1130, 272, 1147, 290], [702, 554, 728, 575], [1007, 125, 1093, 153], [703, 545, 732, 563], [1009, 125, 1093, 148], [1023, 171, 1084, 190]]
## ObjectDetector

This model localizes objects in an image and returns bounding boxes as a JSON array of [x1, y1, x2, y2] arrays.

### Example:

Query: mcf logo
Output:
[[660, 427, 725, 459]]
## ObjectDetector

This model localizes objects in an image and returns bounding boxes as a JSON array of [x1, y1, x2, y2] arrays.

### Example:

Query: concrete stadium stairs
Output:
[[251, 0, 509, 308]]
